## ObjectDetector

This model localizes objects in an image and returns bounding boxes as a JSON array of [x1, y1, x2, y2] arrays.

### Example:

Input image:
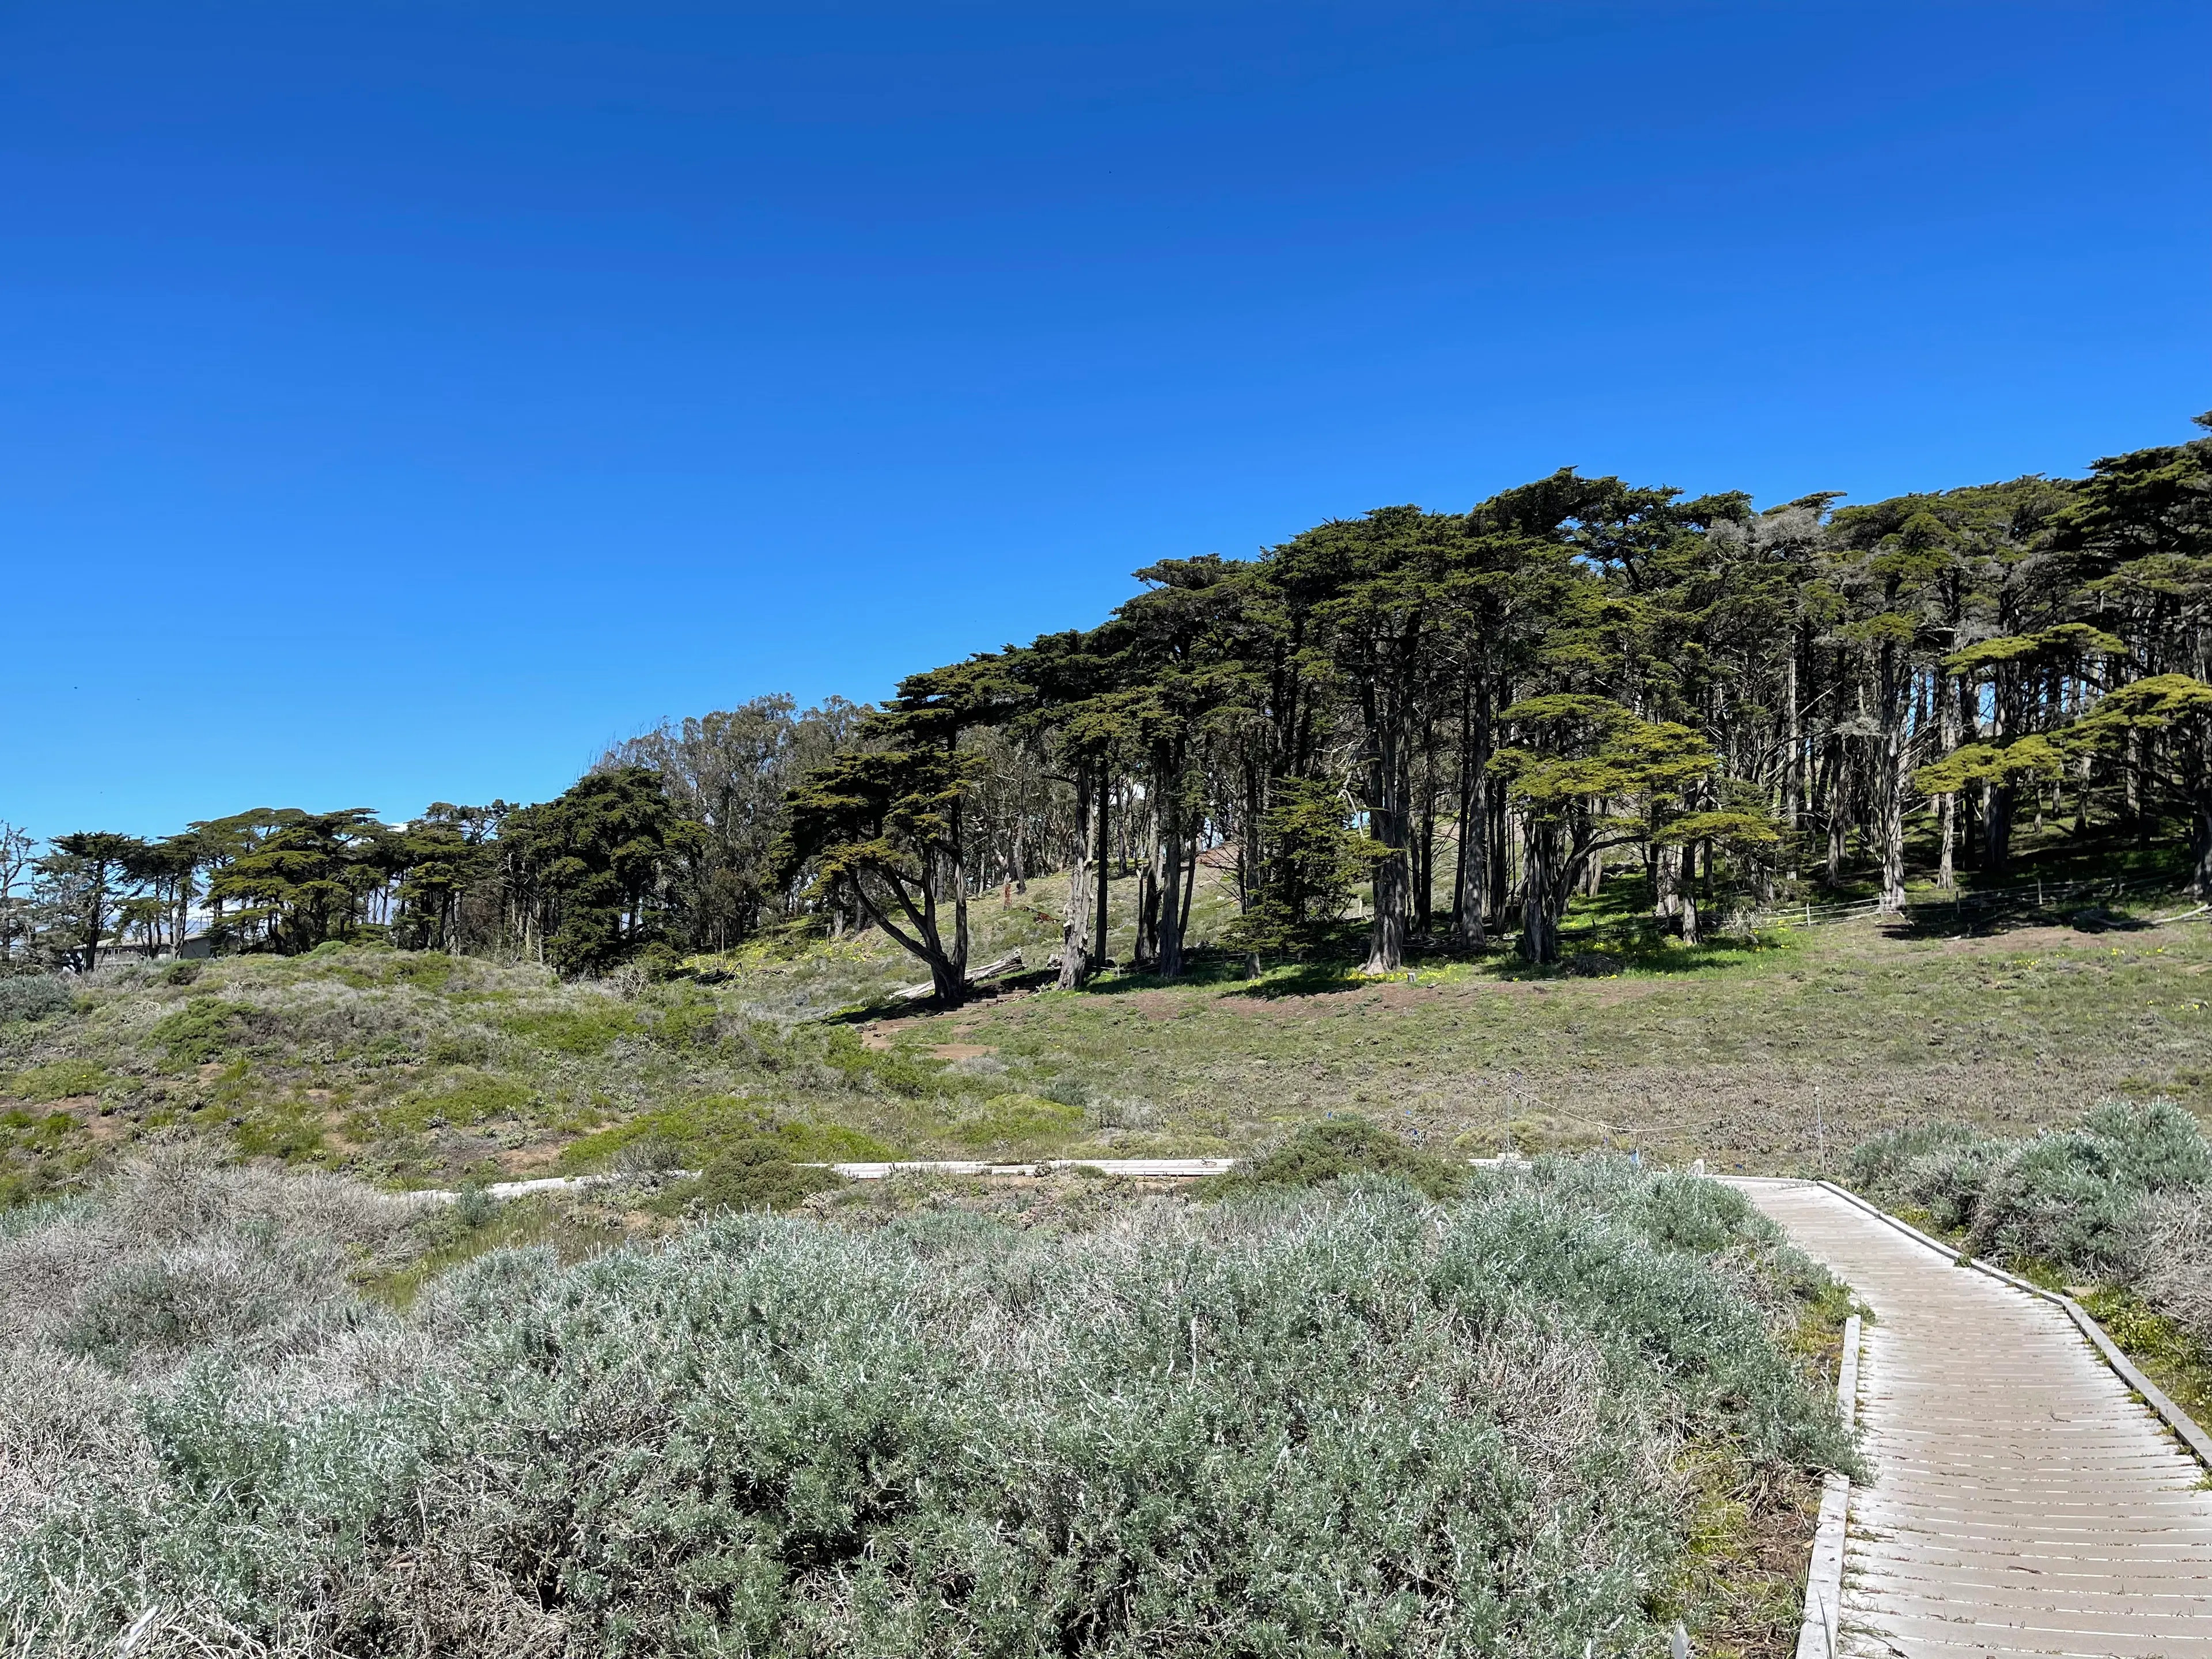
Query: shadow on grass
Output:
[[1220, 964, 1378, 1001], [1102, 937, 1789, 996], [1878, 903, 2157, 942], [817, 968, 1062, 1025], [1480, 939, 1785, 980]]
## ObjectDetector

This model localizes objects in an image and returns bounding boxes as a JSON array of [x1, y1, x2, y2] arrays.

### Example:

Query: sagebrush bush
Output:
[[683, 1136, 846, 1212], [0, 1149, 420, 1358], [1849, 1100, 2208, 1276], [0, 978, 74, 1026], [1847, 1100, 2212, 1346], [1233, 1113, 1471, 1200], [0, 1158, 1848, 1658], [2140, 1187, 2212, 1347]]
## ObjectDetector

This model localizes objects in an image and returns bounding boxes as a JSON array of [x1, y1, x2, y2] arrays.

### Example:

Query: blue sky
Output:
[[3, 1, 2205, 839]]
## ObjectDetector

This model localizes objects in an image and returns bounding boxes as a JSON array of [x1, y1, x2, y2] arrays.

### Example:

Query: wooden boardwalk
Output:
[[1737, 1179, 2212, 1658]]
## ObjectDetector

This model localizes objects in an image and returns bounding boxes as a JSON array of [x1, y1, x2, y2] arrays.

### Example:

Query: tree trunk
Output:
[[1877, 734, 1908, 914], [1783, 642, 1802, 875], [1093, 766, 1112, 971], [2194, 786, 2212, 902], [1158, 820, 1187, 980], [1412, 724, 1436, 934], [1518, 818, 1560, 964], [1452, 681, 1489, 948], [1135, 838, 1161, 968], [1983, 783, 2012, 876], [1653, 839, 1684, 923], [946, 797, 970, 993], [82, 870, 105, 972], [1057, 766, 1094, 990], [1362, 717, 1411, 976], [1825, 770, 1848, 887]]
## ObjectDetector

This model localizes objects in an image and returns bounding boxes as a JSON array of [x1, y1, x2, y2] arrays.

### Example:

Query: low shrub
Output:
[[683, 1138, 846, 1213], [1236, 1115, 1471, 1200], [0, 1160, 1849, 1658], [0, 976, 75, 1025], [1848, 1100, 2208, 1278], [557, 1096, 895, 1174], [820, 1026, 941, 1096], [2, 1058, 118, 1103], [1847, 1100, 2212, 1354], [941, 1092, 1086, 1152], [497, 1002, 641, 1056], [382, 1071, 536, 1132], [149, 998, 260, 1067], [2139, 1186, 2212, 1352]]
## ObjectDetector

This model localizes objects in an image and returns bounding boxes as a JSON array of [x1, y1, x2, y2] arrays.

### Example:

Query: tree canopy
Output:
[[10, 412, 2211, 987]]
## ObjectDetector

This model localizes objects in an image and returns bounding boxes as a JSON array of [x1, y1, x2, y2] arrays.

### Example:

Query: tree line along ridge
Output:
[[7, 412, 2210, 997]]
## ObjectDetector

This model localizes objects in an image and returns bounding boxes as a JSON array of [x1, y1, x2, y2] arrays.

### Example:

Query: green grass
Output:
[[885, 888, 2212, 1171], [2080, 1286, 2212, 1423], [5, 847, 2209, 1204]]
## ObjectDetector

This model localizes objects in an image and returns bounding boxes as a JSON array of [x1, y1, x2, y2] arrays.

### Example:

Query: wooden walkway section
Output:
[[1737, 1179, 2212, 1658]]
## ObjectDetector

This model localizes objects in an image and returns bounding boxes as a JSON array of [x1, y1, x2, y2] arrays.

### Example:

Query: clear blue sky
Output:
[[3, 2, 2205, 840]]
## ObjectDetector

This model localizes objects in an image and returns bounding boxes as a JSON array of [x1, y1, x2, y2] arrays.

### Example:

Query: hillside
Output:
[[5, 856, 2207, 1198]]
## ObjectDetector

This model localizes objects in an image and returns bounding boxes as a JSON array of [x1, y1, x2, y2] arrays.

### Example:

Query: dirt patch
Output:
[[50, 1097, 131, 1143], [1926, 925, 2139, 956], [930, 1044, 996, 1062]]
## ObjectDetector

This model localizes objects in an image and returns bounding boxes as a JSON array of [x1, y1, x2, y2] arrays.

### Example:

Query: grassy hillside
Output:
[[3, 857, 2209, 1198], [886, 893, 2212, 1171]]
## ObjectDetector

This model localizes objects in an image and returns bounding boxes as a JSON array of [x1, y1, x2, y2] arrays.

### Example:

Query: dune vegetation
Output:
[[0, 1146, 1851, 1658], [3, 855, 2211, 1203], [1846, 1099, 2212, 1415]]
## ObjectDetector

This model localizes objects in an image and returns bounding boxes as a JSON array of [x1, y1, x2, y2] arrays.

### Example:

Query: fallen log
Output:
[[890, 950, 1025, 1002]]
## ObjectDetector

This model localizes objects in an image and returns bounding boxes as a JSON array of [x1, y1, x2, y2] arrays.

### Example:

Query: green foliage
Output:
[[503, 766, 690, 977], [497, 1001, 641, 1056], [3, 1058, 117, 1101], [820, 1026, 942, 1096], [205, 807, 393, 955], [558, 1096, 896, 1173], [150, 998, 260, 1066], [232, 1102, 334, 1163], [1847, 1100, 2210, 1279], [644, 986, 723, 1049], [781, 740, 980, 1000], [0, 1166, 1849, 1657], [1494, 698, 1713, 819], [1226, 777, 1381, 959], [0, 976, 75, 1024], [1235, 1115, 1471, 1200], [382, 1071, 537, 1132], [453, 1180, 496, 1230], [942, 1092, 1086, 1150], [1915, 734, 2068, 796], [684, 1138, 847, 1213]]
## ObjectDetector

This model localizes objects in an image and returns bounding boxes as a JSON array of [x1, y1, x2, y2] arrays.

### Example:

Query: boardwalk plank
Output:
[[1734, 1180, 2212, 1659]]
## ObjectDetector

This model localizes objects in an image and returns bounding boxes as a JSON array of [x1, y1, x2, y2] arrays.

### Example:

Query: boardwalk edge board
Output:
[[1809, 1178, 2212, 1472], [1796, 1311, 1861, 1659]]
